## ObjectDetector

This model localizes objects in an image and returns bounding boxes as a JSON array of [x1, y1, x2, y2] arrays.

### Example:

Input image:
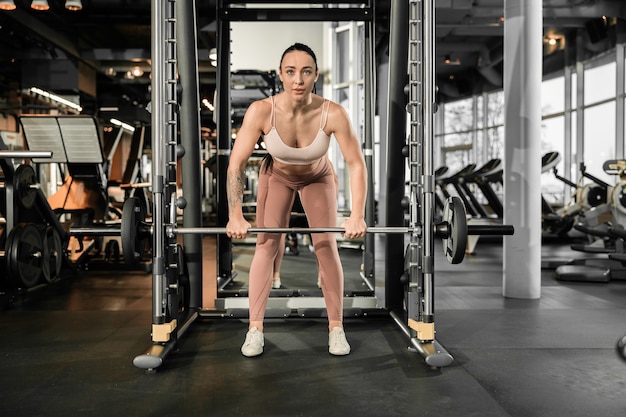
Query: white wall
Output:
[[231, 22, 325, 73]]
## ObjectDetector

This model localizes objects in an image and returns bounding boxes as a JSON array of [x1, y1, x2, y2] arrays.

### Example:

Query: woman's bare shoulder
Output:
[[325, 99, 350, 123], [241, 97, 273, 129], [247, 97, 273, 115]]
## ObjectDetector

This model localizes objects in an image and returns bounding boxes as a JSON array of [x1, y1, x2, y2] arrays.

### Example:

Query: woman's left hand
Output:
[[340, 216, 367, 239]]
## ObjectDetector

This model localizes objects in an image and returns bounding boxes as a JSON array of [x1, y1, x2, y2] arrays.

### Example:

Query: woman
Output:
[[226, 43, 367, 357]]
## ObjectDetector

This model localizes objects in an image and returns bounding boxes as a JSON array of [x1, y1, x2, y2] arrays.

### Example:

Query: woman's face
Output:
[[279, 50, 319, 99]]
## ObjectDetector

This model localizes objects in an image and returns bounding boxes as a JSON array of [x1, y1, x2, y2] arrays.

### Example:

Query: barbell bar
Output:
[[69, 196, 514, 266], [168, 225, 514, 236], [68, 223, 514, 237]]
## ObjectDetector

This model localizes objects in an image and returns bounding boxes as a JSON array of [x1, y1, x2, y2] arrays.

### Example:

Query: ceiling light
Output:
[[110, 118, 135, 132], [65, 0, 82, 11], [0, 0, 16, 11], [31, 0, 50, 11], [443, 55, 461, 65], [209, 48, 217, 61], [131, 66, 144, 77], [29, 87, 83, 112]]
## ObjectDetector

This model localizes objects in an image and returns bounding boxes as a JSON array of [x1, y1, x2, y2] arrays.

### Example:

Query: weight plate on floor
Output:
[[6, 223, 44, 288], [442, 196, 467, 264], [4, 225, 19, 286], [122, 197, 147, 265], [15, 164, 38, 210], [41, 226, 63, 283]]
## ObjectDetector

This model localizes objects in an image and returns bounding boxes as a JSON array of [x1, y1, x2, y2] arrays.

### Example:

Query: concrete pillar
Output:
[[503, 0, 542, 299]]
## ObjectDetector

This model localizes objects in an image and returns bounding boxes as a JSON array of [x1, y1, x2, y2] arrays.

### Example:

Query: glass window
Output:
[[584, 101, 615, 184], [357, 24, 364, 80], [571, 110, 578, 180], [357, 84, 365, 139], [444, 149, 471, 174], [444, 98, 473, 133], [476, 95, 484, 129], [444, 132, 472, 147], [335, 29, 350, 84], [572, 72, 577, 109], [542, 76, 565, 114], [486, 126, 504, 160], [486, 91, 504, 127], [584, 61, 616, 104], [541, 116, 565, 202], [541, 116, 565, 168]]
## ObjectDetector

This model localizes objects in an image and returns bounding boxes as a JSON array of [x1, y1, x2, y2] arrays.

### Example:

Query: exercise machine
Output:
[[554, 159, 626, 282], [128, 0, 513, 372]]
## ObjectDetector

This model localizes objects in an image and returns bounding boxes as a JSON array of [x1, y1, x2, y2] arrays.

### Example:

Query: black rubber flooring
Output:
[[1, 237, 626, 417]]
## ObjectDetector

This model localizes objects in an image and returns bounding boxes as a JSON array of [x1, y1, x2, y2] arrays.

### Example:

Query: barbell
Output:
[[69, 196, 514, 266]]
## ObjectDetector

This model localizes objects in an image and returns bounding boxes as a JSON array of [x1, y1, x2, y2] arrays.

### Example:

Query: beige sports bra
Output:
[[263, 96, 331, 165]]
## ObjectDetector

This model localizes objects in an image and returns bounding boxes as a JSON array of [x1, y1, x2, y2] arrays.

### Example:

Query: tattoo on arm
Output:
[[227, 169, 246, 213]]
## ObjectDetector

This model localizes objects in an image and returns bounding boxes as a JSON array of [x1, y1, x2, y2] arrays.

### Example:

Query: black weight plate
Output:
[[122, 197, 146, 265], [7, 223, 44, 288], [442, 196, 467, 264], [15, 164, 38, 210], [42, 226, 63, 283], [4, 225, 20, 287]]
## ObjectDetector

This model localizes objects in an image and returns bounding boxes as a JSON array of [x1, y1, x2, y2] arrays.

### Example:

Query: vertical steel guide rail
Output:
[[393, 0, 453, 367], [134, 0, 194, 371]]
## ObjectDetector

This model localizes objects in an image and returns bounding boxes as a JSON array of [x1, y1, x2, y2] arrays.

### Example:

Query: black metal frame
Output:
[[215, 0, 376, 292], [134, 0, 466, 371]]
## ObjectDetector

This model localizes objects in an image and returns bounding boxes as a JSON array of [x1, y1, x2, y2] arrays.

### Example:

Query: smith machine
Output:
[[115, 0, 514, 371]]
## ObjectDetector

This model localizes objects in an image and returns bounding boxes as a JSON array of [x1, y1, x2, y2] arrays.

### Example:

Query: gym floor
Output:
[[1, 236, 625, 417]]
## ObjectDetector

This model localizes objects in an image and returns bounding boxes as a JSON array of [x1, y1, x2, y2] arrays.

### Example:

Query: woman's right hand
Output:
[[226, 217, 251, 240]]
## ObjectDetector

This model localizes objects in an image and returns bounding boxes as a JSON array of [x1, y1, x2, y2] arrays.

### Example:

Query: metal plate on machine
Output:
[[15, 164, 38, 210], [442, 196, 467, 264], [41, 226, 63, 283], [121, 197, 148, 265], [6, 223, 44, 288]]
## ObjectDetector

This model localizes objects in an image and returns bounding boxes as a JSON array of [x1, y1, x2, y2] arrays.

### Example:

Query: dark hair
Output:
[[280, 42, 318, 71]]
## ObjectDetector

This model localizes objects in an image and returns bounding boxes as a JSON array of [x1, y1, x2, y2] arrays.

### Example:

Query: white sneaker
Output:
[[241, 327, 264, 357], [272, 279, 281, 289], [328, 327, 350, 356]]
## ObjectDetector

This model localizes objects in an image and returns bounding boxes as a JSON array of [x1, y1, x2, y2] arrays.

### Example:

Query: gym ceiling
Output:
[[0, 0, 625, 125]]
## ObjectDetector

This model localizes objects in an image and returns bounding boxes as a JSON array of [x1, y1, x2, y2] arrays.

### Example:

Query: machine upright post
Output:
[[176, 0, 203, 309], [384, 0, 409, 310], [216, 1, 234, 289], [150, 0, 167, 326], [398, 0, 453, 367], [362, 8, 376, 287], [421, 0, 436, 328]]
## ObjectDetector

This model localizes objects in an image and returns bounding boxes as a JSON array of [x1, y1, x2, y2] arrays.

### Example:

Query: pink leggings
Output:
[[249, 157, 343, 323]]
